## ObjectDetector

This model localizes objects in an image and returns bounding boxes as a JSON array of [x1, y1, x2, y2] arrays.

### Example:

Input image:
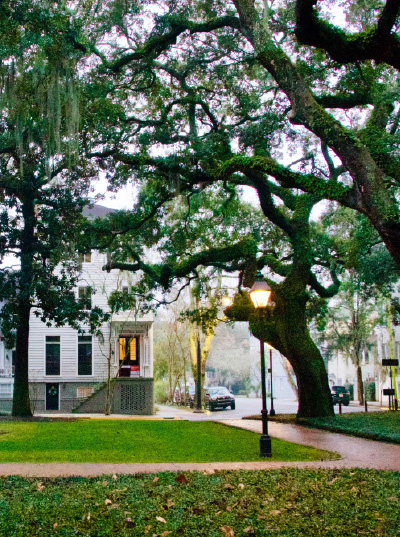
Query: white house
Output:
[[326, 328, 400, 406], [0, 206, 154, 414]]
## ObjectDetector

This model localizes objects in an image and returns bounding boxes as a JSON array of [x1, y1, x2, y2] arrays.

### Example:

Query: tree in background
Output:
[[183, 269, 231, 408], [153, 302, 190, 404], [315, 207, 398, 403], [0, 2, 107, 416]]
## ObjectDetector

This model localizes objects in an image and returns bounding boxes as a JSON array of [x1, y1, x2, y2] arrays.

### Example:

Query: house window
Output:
[[0, 384, 12, 398], [77, 386, 93, 398], [78, 287, 92, 310], [364, 350, 370, 364], [79, 251, 92, 263], [78, 336, 93, 376], [383, 344, 390, 360], [46, 336, 60, 376]]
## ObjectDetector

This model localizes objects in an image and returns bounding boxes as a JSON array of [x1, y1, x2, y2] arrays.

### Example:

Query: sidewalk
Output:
[[0, 418, 399, 477]]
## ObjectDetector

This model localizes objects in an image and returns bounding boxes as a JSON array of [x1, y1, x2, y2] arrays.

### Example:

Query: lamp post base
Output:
[[269, 408, 276, 417], [260, 409, 272, 457], [260, 434, 272, 457]]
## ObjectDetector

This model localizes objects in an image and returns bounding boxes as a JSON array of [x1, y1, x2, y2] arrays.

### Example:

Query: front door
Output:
[[46, 383, 59, 410]]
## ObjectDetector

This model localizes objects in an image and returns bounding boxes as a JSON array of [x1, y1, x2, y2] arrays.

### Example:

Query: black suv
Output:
[[206, 386, 236, 411], [331, 385, 350, 406]]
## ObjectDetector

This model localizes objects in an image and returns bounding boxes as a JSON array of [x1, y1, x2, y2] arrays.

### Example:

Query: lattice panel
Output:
[[120, 384, 147, 412]]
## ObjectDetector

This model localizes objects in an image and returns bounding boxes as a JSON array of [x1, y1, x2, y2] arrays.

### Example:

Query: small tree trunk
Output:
[[104, 342, 113, 415], [356, 364, 364, 405]]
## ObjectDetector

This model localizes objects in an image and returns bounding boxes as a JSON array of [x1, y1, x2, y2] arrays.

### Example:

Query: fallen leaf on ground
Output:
[[244, 527, 253, 533], [156, 516, 166, 523], [270, 510, 281, 516], [224, 484, 234, 490], [37, 482, 44, 492], [153, 477, 159, 483], [238, 483, 245, 489], [112, 474, 118, 480], [221, 525, 235, 536], [102, 481, 108, 487], [175, 474, 188, 484], [161, 532, 172, 537], [105, 499, 112, 505], [328, 477, 339, 485]]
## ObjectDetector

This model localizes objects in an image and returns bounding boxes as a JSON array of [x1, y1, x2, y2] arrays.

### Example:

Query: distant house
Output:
[[0, 205, 154, 414], [327, 327, 400, 406]]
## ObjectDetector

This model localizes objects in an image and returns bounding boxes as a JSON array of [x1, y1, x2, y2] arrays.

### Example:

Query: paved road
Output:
[[156, 397, 383, 421]]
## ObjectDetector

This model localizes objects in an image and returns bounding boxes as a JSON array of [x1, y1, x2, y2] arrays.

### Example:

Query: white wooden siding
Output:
[[28, 250, 153, 382]]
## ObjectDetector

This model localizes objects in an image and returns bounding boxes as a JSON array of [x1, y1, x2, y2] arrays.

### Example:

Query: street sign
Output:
[[383, 388, 395, 396], [382, 359, 399, 366]]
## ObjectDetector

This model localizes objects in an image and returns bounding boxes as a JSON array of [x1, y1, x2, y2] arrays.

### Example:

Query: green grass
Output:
[[0, 420, 337, 463], [301, 411, 400, 443], [0, 469, 399, 536]]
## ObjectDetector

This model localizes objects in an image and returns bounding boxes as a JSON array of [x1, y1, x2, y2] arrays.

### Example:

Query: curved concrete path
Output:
[[0, 419, 399, 477]]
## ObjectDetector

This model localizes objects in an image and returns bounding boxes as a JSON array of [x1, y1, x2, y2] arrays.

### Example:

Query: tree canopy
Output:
[[83, 0, 400, 270]]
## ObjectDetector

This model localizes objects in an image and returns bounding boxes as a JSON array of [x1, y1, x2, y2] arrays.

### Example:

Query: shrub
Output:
[[154, 380, 170, 403]]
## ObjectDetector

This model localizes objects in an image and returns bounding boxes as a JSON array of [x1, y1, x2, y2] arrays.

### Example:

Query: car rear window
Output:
[[332, 386, 347, 393]]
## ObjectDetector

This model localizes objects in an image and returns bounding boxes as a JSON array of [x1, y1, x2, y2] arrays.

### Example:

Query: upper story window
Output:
[[79, 251, 92, 264], [78, 335, 92, 376], [46, 336, 60, 376], [78, 287, 92, 310]]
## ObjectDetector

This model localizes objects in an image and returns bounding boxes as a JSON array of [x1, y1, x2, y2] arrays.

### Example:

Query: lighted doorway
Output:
[[119, 336, 140, 377]]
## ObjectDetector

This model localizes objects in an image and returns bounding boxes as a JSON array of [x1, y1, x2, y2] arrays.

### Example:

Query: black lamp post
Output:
[[194, 336, 204, 413], [266, 343, 276, 417], [249, 272, 272, 457]]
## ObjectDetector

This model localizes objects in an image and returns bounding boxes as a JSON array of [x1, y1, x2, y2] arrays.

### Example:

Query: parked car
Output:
[[331, 385, 350, 406], [206, 386, 236, 411]]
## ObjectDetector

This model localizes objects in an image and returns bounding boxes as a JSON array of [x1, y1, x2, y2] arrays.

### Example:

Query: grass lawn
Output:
[[301, 411, 400, 443], [0, 469, 399, 536], [0, 420, 337, 463], [245, 411, 400, 444]]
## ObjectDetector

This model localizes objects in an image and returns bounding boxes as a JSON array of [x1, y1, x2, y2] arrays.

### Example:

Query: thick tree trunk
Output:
[[12, 198, 35, 417], [12, 302, 32, 416], [250, 295, 334, 418], [282, 332, 334, 418]]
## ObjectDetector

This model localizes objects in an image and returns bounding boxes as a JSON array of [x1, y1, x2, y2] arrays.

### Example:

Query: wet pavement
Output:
[[0, 415, 399, 476]]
